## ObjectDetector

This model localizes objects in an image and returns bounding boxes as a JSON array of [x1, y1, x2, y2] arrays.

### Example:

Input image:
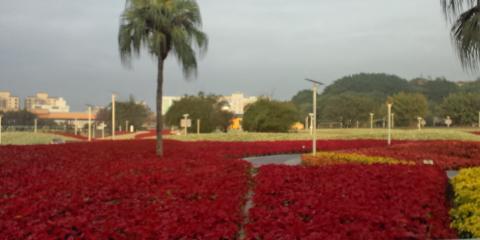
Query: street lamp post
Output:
[[305, 78, 324, 155], [112, 93, 116, 140], [74, 118, 78, 135], [183, 114, 189, 136], [308, 113, 314, 135], [370, 113, 374, 129], [88, 105, 92, 142], [387, 103, 392, 145], [0, 114, 3, 145], [125, 120, 129, 133], [34, 118, 37, 133]]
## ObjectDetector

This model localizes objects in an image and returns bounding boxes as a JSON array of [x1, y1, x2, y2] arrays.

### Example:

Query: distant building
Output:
[[25, 92, 70, 113], [162, 96, 181, 115], [220, 92, 257, 115], [0, 91, 20, 112]]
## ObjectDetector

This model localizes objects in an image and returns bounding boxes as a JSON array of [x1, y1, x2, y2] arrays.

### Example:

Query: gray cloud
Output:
[[0, 0, 475, 111]]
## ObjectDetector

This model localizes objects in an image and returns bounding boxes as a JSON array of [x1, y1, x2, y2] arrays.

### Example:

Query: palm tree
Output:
[[118, 0, 208, 156], [442, 0, 480, 70]]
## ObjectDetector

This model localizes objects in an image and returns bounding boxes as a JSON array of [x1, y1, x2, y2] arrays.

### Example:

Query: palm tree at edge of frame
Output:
[[441, 0, 480, 71], [118, 0, 208, 156]]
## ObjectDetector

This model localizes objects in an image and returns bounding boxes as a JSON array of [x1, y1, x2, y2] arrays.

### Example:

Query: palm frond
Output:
[[441, 0, 477, 21], [118, 0, 208, 77]]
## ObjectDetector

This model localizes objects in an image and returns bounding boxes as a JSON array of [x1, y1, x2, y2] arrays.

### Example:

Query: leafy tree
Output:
[[164, 93, 233, 133], [460, 79, 480, 93], [243, 99, 299, 132], [410, 77, 459, 103], [0, 110, 54, 128], [441, 0, 480, 70], [441, 92, 480, 125], [291, 89, 319, 118], [388, 92, 428, 127], [96, 96, 151, 133], [320, 93, 380, 127], [119, 0, 208, 156], [322, 73, 413, 101]]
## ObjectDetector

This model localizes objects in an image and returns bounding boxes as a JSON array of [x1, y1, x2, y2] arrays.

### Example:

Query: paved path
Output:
[[243, 154, 302, 167]]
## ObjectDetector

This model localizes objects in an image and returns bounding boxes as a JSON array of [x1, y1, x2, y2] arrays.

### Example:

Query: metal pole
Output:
[[125, 120, 128, 133], [197, 119, 200, 135], [313, 84, 317, 155], [88, 106, 92, 142], [112, 94, 116, 140], [387, 103, 392, 145], [34, 119, 37, 133], [0, 115, 2, 145], [184, 115, 188, 136], [370, 113, 374, 129], [102, 122, 105, 139], [74, 119, 78, 135]]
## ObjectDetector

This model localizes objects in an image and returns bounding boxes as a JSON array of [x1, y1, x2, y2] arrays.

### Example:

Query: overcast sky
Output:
[[0, 0, 476, 111]]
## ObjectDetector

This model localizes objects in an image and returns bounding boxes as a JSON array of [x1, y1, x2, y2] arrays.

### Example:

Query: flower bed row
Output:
[[353, 141, 480, 170], [450, 167, 480, 238], [247, 164, 456, 239], [302, 151, 413, 166], [0, 139, 390, 239], [0, 140, 250, 239]]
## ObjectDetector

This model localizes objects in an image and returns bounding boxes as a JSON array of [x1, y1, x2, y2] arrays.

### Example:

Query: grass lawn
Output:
[[0, 132, 78, 145], [165, 128, 480, 142]]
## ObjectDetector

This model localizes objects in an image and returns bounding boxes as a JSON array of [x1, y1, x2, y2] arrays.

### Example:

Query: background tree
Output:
[[441, 92, 480, 125], [119, 0, 208, 156], [291, 90, 319, 119], [460, 79, 480, 93], [242, 99, 299, 133], [388, 92, 429, 127], [96, 96, 151, 133], [0, 110, 54, 128], [320, 93, 379, 127], [322, 73, 413, 101], [164, 93, 233, 133], [441, 0, 480, 70]]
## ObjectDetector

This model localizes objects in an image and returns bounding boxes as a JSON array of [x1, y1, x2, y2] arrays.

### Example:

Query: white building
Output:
[[25, 92, 70, 113], [162, 96, 181, 115], [221, 92, 257, 115], [0, 91, 20, 112]]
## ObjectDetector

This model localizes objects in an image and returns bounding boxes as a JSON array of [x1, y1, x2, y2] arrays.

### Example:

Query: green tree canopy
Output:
[[389, 92, 429, 127], [0, 110, 54, 127], [320, 93, 380, 127], [242, 99, 299, 133], [290, 90, 319, 118], [322, 73, 413, 101], [441, 92, 480, 126], [410, 77, 460, 103], [164, 93, 233, 133], [119, 0, 208, 156], [96, 96, 151, 133]]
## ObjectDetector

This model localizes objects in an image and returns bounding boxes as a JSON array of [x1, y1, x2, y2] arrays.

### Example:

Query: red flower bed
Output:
[[0, 140, 250, 239], [354, 141, 480, 170], [247, 164, 456, 239], [471, 131, 480, 136]]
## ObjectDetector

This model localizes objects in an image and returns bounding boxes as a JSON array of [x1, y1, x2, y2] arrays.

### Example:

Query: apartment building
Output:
[[0, 91, 20, 112], [25, 92, 70, 113]]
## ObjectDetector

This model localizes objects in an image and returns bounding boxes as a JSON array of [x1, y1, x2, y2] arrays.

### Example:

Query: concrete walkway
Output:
[[243, 154, 302, 167]]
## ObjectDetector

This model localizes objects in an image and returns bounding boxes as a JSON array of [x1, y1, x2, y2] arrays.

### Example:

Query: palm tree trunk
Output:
[[156, 56, 164, 157]]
